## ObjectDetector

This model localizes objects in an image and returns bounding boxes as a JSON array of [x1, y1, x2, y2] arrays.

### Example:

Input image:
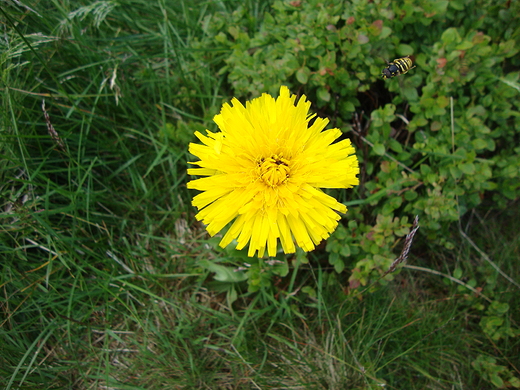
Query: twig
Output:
[[460, 230, 520, 290], [403, 264, 492, 303]]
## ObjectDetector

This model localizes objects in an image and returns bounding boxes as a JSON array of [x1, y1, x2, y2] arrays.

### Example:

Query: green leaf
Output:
[[373, 143, 386, 156], [460, 163, 475, 175], [499, 77, 520, 93], [456, 40, 474, 50], [302, 286, 316, 299], [490, 301, 510, 315], [198, 260, 248, 283], [453, 267, 462, 279], [329, 252, 345, 273], [472, 138, 488, 150], [228, 287, 238, 305], [340, 244, 351, 257], [342, 100, 356, 112], [508, 376, 520, 388], [317, 87, 331, 102], [441, 27, 461, 44], [397, 43, 414, 56], [430, 1, 449, 13], [333, 258, 345, 273], [271, 259, 289, 277], [296, 66, 311, 84], [490, 373, 505, 388], [449, 0, 465, 10], [404, 190, 418, 201]]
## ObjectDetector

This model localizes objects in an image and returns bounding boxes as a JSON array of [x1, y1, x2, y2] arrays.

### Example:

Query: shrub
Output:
[[190, 0, 520, 289]]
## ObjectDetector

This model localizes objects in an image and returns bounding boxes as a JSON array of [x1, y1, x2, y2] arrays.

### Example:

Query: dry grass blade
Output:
[[403, 264, 492, 303], [385, 215, 420, 276], [42, 99, 66, 152], [353, 216, 420, 297]]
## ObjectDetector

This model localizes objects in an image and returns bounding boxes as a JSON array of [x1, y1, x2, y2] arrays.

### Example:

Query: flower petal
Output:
[[187, 86, 359, 257]]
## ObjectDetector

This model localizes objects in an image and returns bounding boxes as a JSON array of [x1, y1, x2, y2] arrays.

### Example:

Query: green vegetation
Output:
[[1, 0, 519, 388]]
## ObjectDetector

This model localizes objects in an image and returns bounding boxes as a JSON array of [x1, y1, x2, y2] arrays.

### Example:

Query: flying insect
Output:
[[381, 56, 416, 79]]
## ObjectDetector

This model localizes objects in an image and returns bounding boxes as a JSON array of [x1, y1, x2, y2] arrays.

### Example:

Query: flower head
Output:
[[188, 86, 359, 257]]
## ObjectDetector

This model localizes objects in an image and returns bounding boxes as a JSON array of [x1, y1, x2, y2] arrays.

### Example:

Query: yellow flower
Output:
[[188, 86, 359, 257]]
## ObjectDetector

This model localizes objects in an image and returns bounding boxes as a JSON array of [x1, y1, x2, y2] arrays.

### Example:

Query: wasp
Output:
[[381, 56, 416, 79]]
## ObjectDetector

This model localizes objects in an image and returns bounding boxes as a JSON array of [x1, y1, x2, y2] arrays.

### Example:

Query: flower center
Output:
[[257, 155, 290, 187]]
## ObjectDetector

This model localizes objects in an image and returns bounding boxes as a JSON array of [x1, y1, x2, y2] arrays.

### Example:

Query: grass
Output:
[[1, 1, 519, 389]]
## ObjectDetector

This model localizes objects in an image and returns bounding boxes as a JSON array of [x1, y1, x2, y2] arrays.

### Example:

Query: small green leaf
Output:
[[333, 258, 345, 273], [397, 43, 414, 56], [302, 286, 316, 298], [404, 190, 417, 201], [373, 143, 386, 156], [430, 121, 442, 131], [199, 260, 248, 283], [342, 100, 356, 112], [340, 245, 351, 257], [449, 0, 465, 10], [491, 301, 510, 315], [490, 373, 505, 388], [317, 87, 331, 102], [472, 139, 488, 150], [441, 27, 461, 44], [296, 66, 310, 84], [453, 267, 462, 279], [499, 77, 520, 93], [508, 376, 520, 388], [460, 163, 475, 175], [271, 259, 289, 277], [456, 40, 474, 50]]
